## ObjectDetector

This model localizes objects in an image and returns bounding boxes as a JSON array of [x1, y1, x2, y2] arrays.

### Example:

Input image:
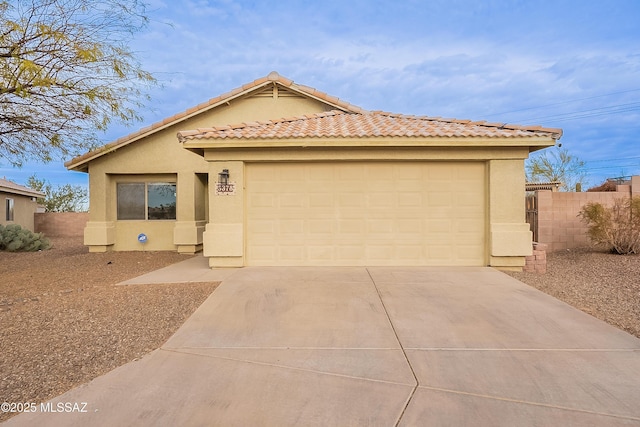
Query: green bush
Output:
[[0, 224, 51, 252], [578, 196, 640, 255]]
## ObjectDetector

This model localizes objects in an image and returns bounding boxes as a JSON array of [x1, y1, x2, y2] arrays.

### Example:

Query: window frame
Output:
[[116, 181, 177, 221], [5, 198, 14, 221]]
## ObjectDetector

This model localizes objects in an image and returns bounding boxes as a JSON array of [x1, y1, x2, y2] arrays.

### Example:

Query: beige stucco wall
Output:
[[1, 191, 39, 231], [82, 92, 335, 252], [488, 159, 533, 268], [76, 82, 550, 269], [200, 145, 534, 269]]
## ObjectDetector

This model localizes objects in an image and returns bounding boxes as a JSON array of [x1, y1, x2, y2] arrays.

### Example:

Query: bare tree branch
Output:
[[0, 0, 155, 166]]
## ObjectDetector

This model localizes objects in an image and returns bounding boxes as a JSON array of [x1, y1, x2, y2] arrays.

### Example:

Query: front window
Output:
[[5, 198, 14, 221], [117, 182, 176, 220]]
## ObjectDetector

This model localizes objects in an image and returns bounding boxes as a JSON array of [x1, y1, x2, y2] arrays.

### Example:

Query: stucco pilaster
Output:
[[84, 221, 115, 252], [83, 170, 115, 251], [173, 172, 205, 253], [176, 171, 195, 221], [488, 159, 532, 269], [202, 161, 244, 266], [88, 169, 110, 222]]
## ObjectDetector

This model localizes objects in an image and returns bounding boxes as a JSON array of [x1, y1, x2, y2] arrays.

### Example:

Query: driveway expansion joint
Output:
[[366, 267, 420, 427], [421, 385, 640, 423], [160, 348, 417, 387]]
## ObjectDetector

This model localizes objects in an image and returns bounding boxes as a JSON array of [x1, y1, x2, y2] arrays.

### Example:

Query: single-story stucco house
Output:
[[0, 178, 45, 231], [65, 72, 562, 270]]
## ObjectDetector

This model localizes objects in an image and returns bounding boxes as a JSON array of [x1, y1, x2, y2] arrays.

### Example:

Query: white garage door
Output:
[[246, 162, 486, 266]]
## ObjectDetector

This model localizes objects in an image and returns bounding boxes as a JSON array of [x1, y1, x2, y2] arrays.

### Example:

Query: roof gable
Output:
[[65, 72, 364, 171]]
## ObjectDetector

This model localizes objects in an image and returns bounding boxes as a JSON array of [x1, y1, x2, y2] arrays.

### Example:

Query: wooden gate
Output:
[[525, 193, 538, 242]]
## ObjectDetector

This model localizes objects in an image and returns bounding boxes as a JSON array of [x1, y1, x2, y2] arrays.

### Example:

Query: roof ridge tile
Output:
[[177, 110, 563, 142]]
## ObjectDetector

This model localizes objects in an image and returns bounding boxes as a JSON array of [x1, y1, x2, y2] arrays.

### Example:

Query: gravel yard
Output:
[[1, 238, 638, 423], [507, 247, 640, 339], [0, 237, 218, 422]]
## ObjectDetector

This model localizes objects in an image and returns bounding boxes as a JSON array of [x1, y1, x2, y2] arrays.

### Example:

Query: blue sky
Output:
[[2, 0, 639, 189]]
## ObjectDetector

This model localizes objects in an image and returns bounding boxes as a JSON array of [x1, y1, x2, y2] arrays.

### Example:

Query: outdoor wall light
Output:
[[218, 169, 230, 185]]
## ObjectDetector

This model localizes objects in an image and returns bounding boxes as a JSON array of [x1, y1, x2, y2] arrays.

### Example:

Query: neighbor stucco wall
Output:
[[34, 212, 89, 237], [1, 191, 39, 231], [536, 178, 638, 252]]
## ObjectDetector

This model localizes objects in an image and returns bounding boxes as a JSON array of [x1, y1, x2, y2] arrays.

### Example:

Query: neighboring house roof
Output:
[[0, 178, 45, 198], [178, 110, 563, 143], [525, 182, 562, 191], [65, 71, 365, 171]]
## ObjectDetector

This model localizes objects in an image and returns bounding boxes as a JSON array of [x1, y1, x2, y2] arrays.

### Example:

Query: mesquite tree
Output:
[[526, 148, 587, 192], [0, 0, 155, 166], [27, 174, 87, 212]]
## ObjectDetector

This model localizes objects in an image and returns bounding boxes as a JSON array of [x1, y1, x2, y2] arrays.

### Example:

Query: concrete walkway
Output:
[[6, 262, 640, 426]]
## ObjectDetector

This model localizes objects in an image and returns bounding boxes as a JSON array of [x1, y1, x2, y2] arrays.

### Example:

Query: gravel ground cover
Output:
[[0, 237, 219, 422], [507, 247, 640, 339]]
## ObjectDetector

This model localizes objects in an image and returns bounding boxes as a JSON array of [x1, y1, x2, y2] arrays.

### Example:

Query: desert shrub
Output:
[[578, 196, 640, 254], [0, 224, 51, 252]]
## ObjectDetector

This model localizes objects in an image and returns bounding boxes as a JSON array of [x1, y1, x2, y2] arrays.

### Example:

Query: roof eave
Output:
[[0, 187, 44, 198], [180, 135, 559, 151]]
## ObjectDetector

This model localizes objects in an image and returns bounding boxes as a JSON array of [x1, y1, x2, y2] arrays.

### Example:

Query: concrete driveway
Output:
[[6, 265, 640, 426]]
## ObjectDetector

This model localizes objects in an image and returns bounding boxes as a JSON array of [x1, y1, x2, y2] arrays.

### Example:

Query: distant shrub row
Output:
[[0, 224, 51, 252]]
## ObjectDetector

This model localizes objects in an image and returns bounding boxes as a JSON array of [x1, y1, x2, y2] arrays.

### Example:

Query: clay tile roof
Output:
[[0, 178, 45, 198], [65, 71, 365, 171], [177, 110, 563, 142], [525, 181, 562, 191]]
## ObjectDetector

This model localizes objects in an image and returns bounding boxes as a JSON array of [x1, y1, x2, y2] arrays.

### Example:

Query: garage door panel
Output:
[[397, 219, 422, 234], [367, 218, 395, 234], [308, 220, 334, 234], [279, 194, 304, 207], [279, 219, 304, 234], [337, 193, 365, 207], [338, 219, 365, 234], [338, 246, 365, 259], [279, 247, 305, 261], [398, 192, 422, 206], [248, 219, 275, 234], [246, 162, 485, 266]]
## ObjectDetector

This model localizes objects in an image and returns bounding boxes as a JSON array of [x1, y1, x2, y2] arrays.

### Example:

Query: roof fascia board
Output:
[[0, 187, 44, 198], [181, 136, 558, 151], [202, 146, 532, 162]]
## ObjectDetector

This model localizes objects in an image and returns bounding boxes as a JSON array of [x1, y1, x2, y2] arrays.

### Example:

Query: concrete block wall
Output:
[[34, 212, 89, 237], [536, 178, 636, 252], [524, 242, 547, 273]]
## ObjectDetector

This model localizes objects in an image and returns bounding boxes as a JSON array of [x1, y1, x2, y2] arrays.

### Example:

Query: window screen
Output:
[[117, 183, 145, 220]]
